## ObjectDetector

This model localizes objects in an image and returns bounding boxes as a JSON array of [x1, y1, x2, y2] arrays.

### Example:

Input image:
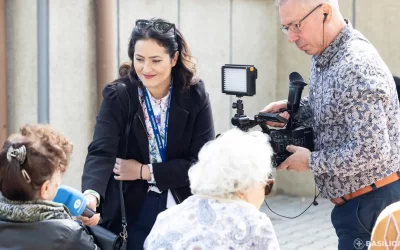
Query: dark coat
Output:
[[82, 76, 215, 234], [0, 219, 98, 250]]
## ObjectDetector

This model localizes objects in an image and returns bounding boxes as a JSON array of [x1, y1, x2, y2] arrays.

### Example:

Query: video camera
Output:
[[221, 64, 314, 167]]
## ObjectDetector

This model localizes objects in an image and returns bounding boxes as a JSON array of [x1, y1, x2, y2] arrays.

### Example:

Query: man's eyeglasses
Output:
[[136, 19, 176, 35], [280, 4, 322, 35]]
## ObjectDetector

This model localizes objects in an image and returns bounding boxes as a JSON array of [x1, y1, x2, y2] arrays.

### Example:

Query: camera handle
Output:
[[258, 112, 289, 124], [231, 98, 289, 132], [231, 99, 259, 131]]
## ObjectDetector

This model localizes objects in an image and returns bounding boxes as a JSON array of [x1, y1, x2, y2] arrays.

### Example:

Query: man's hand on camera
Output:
[[260, 100, 289, 127], [277, 145, 311, 172]]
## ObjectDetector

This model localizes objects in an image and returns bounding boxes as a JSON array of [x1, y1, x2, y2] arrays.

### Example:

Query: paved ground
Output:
[[261, 195, 338, 250]]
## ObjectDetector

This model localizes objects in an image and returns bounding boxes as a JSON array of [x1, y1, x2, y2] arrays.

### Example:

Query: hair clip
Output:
[[6, 145, 27, 165], [21, 169, 32, 184]]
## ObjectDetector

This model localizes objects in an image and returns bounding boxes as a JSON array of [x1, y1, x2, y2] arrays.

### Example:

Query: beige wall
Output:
[[5, 0, 400, 196], [231, 0, 278, 126], [48, 0, 97, 189], [6, 0, 38, 134], [356, 0, 400, 77], [6, 0, 96, 190], [181, 0, 232, 135]]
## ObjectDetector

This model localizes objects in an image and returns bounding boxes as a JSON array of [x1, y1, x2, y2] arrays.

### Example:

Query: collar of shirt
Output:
[[138, 87, 170, 108], [313, 19, 352, 68], [150, 91, 170, 106]]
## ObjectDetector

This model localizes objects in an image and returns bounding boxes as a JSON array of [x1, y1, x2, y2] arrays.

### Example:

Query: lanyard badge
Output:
[[143, 80, 173, 162]]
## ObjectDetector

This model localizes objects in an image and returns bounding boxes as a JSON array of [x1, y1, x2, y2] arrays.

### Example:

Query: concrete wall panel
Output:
[[232, 0, 278, 122], [356, 1, 400, 76], [6, 0, 37, 134], [180, 0, 231, 135], [49, 0, 97, 189]]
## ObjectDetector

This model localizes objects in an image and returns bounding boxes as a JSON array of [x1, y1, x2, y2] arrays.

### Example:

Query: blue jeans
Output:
[[331, 180, 400, 250], [127, 191, 167, 250]]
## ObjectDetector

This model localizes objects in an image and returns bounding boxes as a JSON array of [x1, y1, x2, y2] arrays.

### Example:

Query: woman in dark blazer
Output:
[[81, 18, 215, 250]]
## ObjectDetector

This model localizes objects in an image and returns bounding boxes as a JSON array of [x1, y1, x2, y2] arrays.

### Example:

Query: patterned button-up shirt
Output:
[[296, 20, 400, 199]]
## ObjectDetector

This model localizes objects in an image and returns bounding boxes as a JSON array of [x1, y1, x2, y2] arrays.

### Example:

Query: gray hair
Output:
[[276, 0, 339, 10], [188, 128, 274, 199]]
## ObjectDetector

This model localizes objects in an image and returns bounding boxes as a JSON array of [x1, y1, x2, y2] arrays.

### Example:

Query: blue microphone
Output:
[[53, 185, 97, 218]]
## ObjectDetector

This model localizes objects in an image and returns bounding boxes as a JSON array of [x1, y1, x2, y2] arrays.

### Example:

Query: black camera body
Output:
[[267, 123, 314, 167], [222, 65, 314, 167]]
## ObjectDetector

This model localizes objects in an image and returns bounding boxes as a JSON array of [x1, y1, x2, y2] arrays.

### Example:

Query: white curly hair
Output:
[[188, 128, 274, 199]]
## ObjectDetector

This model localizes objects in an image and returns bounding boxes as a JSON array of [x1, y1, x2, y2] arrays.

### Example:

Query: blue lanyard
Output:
[[143, 83, 172, 162]]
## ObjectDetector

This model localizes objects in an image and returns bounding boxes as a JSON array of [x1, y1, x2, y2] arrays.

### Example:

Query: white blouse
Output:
[[144, 195, 280, 250]]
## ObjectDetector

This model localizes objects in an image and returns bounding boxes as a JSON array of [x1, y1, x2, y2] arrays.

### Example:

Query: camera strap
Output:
[[143, 80, 173, 162]]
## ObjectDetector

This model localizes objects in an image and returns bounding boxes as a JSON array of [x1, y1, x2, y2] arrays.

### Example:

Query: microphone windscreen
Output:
[[289, 72, 304, 83], [53, 186, 87, 217]]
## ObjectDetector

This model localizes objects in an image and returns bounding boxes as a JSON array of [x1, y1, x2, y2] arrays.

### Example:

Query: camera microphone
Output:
[[287, 72, 307, 129], [287, 72, 307, 112], [289, 72, 304, 82]]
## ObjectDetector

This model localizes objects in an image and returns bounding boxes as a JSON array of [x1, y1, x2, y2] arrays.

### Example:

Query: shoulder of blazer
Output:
[[102, 76, 137, 102], [186, 79, 209, 111], [101, 76, 139, 120], [102, 77, 138, 107]]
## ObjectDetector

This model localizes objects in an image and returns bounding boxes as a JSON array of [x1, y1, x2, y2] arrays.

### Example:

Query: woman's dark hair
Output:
[[119, 17, 198, 91], [0, 124, 73, 201]]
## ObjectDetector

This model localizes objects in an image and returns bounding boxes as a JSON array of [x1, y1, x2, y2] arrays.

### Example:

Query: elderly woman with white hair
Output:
[[144, 128, 280, 250]]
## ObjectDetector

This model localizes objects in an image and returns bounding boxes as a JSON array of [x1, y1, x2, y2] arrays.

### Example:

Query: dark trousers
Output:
[[127, 191, 167, 250], [331, 180, 400, 250]]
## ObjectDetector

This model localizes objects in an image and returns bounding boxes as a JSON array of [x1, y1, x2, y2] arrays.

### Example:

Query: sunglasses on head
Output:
[[135, 19, 176, 35], [265, 177, 275, 196]]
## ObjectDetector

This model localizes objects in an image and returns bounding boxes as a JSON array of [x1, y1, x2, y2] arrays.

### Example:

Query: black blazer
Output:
[[82, 76, 215, 234]]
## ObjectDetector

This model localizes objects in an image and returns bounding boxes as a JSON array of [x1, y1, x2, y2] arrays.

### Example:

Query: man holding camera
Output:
[[263, 0, 400, 249]]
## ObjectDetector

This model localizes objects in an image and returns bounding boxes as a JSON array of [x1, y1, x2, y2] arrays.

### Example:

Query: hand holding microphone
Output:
[[81, 194, 100, 227], [53, 186, 101, 227], [84, 193, 98, 211]]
